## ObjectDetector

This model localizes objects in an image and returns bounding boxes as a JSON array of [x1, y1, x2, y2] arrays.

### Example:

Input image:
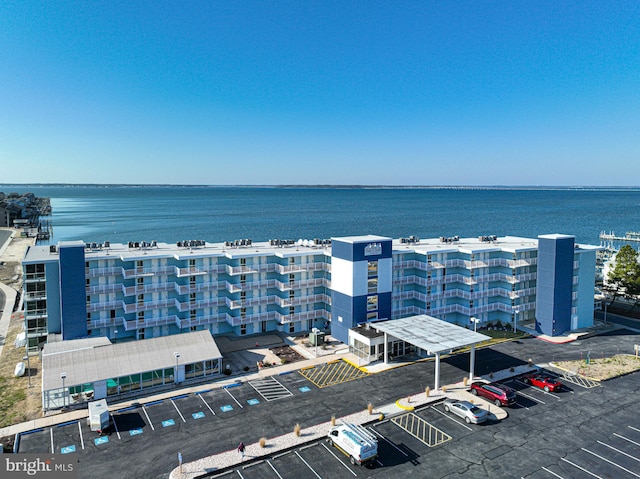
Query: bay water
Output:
[[2, 185, 639, 246]]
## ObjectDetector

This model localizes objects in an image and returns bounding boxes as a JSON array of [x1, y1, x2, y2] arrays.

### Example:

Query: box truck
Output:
[[88, 399, 109, 432]]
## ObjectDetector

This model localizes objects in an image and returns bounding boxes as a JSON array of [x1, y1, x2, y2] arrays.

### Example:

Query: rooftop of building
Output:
[[42, 330, 222, 391], [23, 233, 602, 263]]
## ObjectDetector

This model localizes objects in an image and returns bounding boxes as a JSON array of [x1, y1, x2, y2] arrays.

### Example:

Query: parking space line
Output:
[[429, 405, 473, 431], [198, 394, 216, 415], [78, 422, 85, 450], [50, 428, 54, 454], [170, 399, 187, 422], [224, 388, 244, 408], [513, 379, 561, 399], [266, 460, 284, 479], [582, 447, 640, 478], [516, 390, 546, 404], [614, 433, 640, 447], [295, 450, 321, 479], [542, 466, 565, 478], [110, 413, 121, 440], [560, 457, 602, 478], [629, 426, 640, 433], [368, 426, 408, 457], [321, 442, 358, 476], [597, 440, 640, 463], [142, 406, 155, 431]]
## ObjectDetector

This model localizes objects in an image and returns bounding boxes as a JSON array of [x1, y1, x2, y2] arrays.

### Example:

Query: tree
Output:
[[604, 245, 640, 310]]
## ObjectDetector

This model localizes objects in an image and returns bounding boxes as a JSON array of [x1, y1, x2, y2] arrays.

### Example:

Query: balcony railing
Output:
[[123, 298, 179, 314]]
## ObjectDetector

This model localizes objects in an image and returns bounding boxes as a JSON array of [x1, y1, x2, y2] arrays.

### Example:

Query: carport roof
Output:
[[372, 315, 491, 354], [42, 330, 222, 391]]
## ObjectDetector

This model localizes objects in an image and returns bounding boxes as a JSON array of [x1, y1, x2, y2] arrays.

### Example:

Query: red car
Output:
[[522, 373, 562, 392], [469, 382, 516, 406]]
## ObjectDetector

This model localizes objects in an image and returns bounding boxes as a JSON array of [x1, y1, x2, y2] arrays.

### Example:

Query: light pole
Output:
[[23, 355, 31, 388], [174, 352, 180, 384], [470, 316, 479, 333], [60, 372, 67, 408]]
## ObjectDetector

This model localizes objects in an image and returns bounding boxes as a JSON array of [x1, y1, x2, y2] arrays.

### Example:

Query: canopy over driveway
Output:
[[373, 315, 491, 390]]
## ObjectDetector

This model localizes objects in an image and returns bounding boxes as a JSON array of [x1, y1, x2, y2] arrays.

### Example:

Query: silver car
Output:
[[443, 399, 488, 424]]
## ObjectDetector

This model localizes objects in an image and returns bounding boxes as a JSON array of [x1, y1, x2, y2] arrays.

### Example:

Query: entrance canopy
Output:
[[372, 315, 490, 354], [372, 315, 491, 390]]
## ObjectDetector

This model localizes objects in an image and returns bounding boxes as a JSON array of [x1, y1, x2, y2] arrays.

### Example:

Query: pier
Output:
[[599, 231, 640, 242]]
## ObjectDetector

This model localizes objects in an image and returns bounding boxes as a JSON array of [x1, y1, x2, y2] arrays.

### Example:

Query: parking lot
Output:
[[210, 363, 640, 479], [14, 330, 640, 478], [17, 371, 318, 460]]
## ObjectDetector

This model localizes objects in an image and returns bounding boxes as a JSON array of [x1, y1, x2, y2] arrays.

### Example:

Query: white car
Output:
[[443, 399, 488, 424]]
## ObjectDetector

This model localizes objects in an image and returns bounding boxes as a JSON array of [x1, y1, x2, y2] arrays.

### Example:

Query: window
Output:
[[110, 310, 116, 319], [137, 294, 144, 304], [190, 309, 196, 320], [367, 295, 378, 311], [426, 301, 431, 310], [289, 273, 295, 285], [368, 278, 378, 294], [289, 290, 295, 300], [240, 291, 246, 302], [86, 278, 90, 287], [427, 255, 432, 263], [470, 300, 474, 309], [289, 306, 295, 316], [367, 261, 378, 277], [289, 257, 295, 265], [241, 307, 247, 319], [190, 292, 196, 303], [367, 312, 378, 320], [137, 277, 144, 288], [189, 275, 196, 285], [86, 295, 90, 305], [137, 311, 144, 323], [240, 274, 246, 285], [189, 258, 196, 268], [289, 322, 295, 333], [240, 258, 246, 266], [240, 324, 247, 335], [138, 328, 145, 340], [190, 326, 197, 332]]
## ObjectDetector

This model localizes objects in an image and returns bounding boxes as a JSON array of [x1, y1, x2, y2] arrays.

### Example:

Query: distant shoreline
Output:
[[2, 183, 640, 191]]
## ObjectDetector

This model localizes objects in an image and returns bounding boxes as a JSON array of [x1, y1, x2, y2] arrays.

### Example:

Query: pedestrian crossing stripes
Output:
[[249, 377, 293, 401]]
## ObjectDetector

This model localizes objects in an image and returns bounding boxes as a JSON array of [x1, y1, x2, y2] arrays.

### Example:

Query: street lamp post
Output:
[[23, 355, 31, 388], [60, 372, 67, 408], [470, 316, 479, 333], [174, 352, 180, 384]]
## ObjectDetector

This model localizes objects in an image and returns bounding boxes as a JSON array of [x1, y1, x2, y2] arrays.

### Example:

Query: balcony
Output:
[[175, 297, 226, 312], [174, 281, 223, 295], [24, 309, 48, 320], [123, 282, 175, 296], [85, 266, 124, 278], [123, 315, 178, 331], [24, 290, 47, 301], [87, 300, 124, 313], [123, 298, 179, 314], [122, 265, 177, 279]]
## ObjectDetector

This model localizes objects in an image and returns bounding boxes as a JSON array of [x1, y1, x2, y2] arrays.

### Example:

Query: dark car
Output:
[[469, 381, 516, 406], [522, 373, 562, 392]]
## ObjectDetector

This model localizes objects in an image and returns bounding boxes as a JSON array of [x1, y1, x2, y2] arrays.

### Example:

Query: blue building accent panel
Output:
[[59, 244, 88, 340], [331, 238, 392, 262], [535, 235, 574, 336], [331, 290, 354, 344]]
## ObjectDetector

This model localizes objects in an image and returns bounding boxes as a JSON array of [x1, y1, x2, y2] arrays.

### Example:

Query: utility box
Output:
[[309, 331, 325, 346]]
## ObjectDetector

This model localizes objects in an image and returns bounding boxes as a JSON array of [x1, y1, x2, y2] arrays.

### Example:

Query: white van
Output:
[[327, 423, 378, 466]]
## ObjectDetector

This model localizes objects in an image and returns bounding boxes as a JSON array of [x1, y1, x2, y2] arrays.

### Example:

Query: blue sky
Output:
[[1, 1, 639, 186]]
